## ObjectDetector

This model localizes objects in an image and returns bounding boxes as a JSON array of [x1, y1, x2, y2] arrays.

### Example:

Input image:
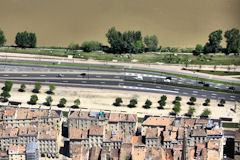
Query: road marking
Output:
[[114, 76, 120, 78], [122, 86, 179, 93], [3, 75, 9, 76], [183, 92, 188, 95], [21, 75, 28, 76], [193, 91, 198, 93], [230, 98, 235, 101], [156, 86, 161, 88], [63, 81, 68, 83], [137, 84, 142, 86], [100, 82, 105, 84], [211, 93, 217, 95], [40, 75, 46, 77], [230, 96, 236, 98], [174, 88, 179, 91], [211, 96, 216, 98], [119, 83, 124, 85], [81, 81, 87, 83], [193, 94, 198, 96], [96, 75, 102, 78], [201, 95, 207, 97]]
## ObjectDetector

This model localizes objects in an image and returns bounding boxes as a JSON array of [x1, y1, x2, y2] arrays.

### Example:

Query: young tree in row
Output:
[[219, 99, 226, 106], [173, 96, 182, 104], [45, 96, 53, 106], [48, 84, 56, 94], [0, 28, 6, 47], [0, 90, 11, 102], [33, 82, 42, 93], [73, 99, 80, 108], [114, 97, 123, 106], [128, 99, 137, 108], [203, 98, 210, 106], [161, 95, 167, 101], [19, 83, 26, 92], [3, 81, 13, 92], [158, 99, 166, 109], [29, 95, 38, 105], [202, 108, 211, 117], [173, 102, 181, 115], [188, 106, 196, 116], [143, 99, 152, 109], [189, 96, 196, 105], [58, 98, 67, 108]]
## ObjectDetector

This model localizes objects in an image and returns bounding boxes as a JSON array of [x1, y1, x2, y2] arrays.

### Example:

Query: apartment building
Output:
[[8, 145, 26, 160]]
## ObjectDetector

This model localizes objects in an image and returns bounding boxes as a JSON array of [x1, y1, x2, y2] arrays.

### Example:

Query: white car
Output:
[[164, 79, 171, 83]]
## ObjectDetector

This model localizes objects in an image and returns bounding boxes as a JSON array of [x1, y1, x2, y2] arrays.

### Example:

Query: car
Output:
[[228, 86, 235, 90], [80, 73, 86, 77], [57, 74, 64, 77], [203, 83, 209, 87], [164, 79, 171, 83], [198, 81, 204, 84], [166, 77, 172, 80]]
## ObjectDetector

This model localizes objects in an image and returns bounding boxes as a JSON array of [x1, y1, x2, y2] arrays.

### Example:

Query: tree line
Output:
[[0, 27, 239, 54]]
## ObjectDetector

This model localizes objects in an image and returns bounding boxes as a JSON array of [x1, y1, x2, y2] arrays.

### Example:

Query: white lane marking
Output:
[[183, 92, 188, 95], [96, 75, 102, 78], [137, 84, 142, 86], [3, 75, 9, 76], [201, 95, 207, 97], [40, 75, 46, 77], [100, 82, 105, 84], [63, 81, 68, 83], [125, 72, 165, 78], [119, 83, 124, 85], [230, 98, 235, 101], [193, 91, 198, 93], [174, 88, 180, 91], [193, 94, 198, 96], [81, 81, 87, 83], [21, 75, 28, 76], [211, 93, 217, 95], [122, 86, 179, 93], [211, 96, 216, 98], [156, 86, 161, 88], [230, 96, 235, 98], [172, 78, 177, 80]]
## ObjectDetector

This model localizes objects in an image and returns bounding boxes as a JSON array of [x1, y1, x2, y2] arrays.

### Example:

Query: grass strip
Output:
[[186, 69, 240, 76], [222, 122, 239, 128], [124, 79, 240, 95]]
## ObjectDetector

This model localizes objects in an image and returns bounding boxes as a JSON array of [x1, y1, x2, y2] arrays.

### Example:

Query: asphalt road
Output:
[[0, 63, 240, 91]]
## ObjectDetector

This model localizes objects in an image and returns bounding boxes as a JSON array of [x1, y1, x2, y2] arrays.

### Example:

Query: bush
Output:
[[45, 96, 53, 106], [189, 96, 196, 105], [68, 42, 80, 50], [3, 81, 13, 92], [33, 82, 42, 93], [58, 98, 67, 108], [202, 108, 211, 117], [72, 99, 80, 108], [81, 41, 102, 52], [128, 99, 137, 108], [29, 95, 38, 105], [203, 98, 210, 106], [47, 84, 56, 94], [173, 102, 181, 114], [0, 90, 11, 102], [219, 99, 226, 106], [19, 84, 26, 92], [143, 99, 152, 109], [113, 97, 123, 106], [193, 44, 203, 55], [188, 106, 196, 115]]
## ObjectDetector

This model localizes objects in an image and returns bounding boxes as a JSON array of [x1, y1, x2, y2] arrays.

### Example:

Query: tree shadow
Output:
[[57, 104, 65, 108], [187, 102, 195, 105], [45, 91, 54, 95], [32, 89, 39, 93], [71, 105, 79, 109], [18, 89, 25, 92], [43, 102, 51, 106], [127, 104, 136, 108], [113, 102, 120, 107], [27, 101, 36, 105], [142, 105, 150, 109], [157, 106, 164, 110]]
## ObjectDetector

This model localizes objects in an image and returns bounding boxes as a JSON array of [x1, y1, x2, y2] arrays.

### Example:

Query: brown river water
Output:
[[0, 0, 240, 48]]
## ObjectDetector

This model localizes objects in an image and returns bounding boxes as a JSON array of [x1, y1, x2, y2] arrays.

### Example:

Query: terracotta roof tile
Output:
[[69, 128, 88, 139], [192, 129, 206, 137], [207, 140, 220, 150], [132, 136, 144, 146], [207, 128, 222, 135], [4, 108, 16, 117], [146, 128, 158, 139], [89, 125, 104, 136], [142, 117, 174, 126], [8, 145, 26, 155], [119, 143, 132, 160], [132, 147, 145, 160]]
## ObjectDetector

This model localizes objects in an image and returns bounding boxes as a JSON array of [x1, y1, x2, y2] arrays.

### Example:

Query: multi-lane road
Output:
[[0, 72, 239, 102]]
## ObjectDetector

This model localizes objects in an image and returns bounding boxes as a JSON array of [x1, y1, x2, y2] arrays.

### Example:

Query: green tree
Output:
[[219, 99, 226, 106], [106, 27, 124, 53], [19, 83, 26, 92], [68, 42, 80, 50], [45, 96, 53, 106], [29, 95, 38, 105], [158, 100, 166, 109], [0, 90, 11, 102], [188, 106, 196, 115], [15, 31, 37, 48], [33, 82, 42, 93], [161, 95, 167, 101], [202, 108, 211, 117], [144, 99, 152, 109], [144, 35, 159, 52], [204, 30, 222, 53], [81, 41, 102, 52], [175, 96, 182, 102], [129, 99, 137, 108], [114, 97, 123, 106], [74, 99, 80, 106], [204, 98, 210, 106], [193, 44, 203, 55], [48, 84, 56, 94], [173, 102, 181, 114], [224, 28, 240, 54], [0, 28, 6, 47], [189, 96, 197, 105], [3, 81, 13, 92], [58, 98, 67, 107]]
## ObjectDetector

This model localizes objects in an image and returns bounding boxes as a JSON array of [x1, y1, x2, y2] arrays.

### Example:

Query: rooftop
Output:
[[142, 116, 174, 126], [8, 145, 26, 155]]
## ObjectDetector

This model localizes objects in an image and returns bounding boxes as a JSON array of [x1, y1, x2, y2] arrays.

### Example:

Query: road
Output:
[[0, 72, 239, 102]]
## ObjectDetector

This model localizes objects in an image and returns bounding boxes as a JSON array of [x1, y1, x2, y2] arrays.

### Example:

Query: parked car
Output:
[[164, 79, 171, 83], [198, 81, 204, 84], [203, 83, 210, 87], [166, 77, 172, 80], [80, 73, 87, 77], [228, 86, 235, 90]]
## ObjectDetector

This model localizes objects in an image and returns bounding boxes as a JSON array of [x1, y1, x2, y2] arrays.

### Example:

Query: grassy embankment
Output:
[[1, 47, 240, 65], [186, 69, 240, 76]]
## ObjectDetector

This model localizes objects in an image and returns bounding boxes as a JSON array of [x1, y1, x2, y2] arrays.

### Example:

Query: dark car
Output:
[[198, 81, 204, 84], [228, 86, 235, 90], [203, 83, 210, 87], [166, 77, 172, 80], [80, 73, 86, 76]]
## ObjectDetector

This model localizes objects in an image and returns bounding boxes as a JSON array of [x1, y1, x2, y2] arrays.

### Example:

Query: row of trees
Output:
[[0, 29, 37, 48]]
